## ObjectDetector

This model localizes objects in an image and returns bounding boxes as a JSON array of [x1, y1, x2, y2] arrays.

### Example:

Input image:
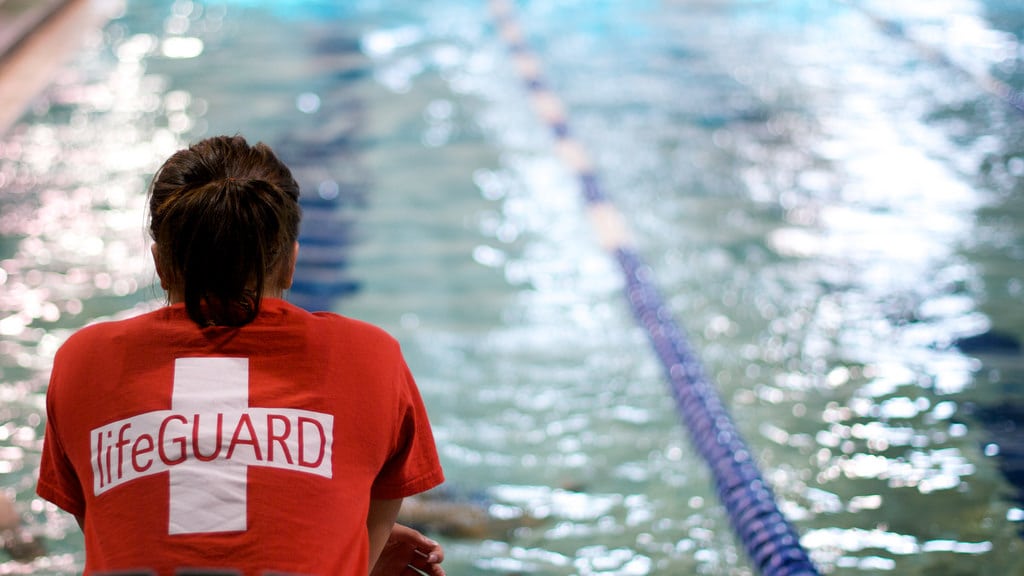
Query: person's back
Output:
[[36, 136, 445, 575]]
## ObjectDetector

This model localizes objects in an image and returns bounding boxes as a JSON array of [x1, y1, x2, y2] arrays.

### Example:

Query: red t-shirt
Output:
[[37, 298, 445, 575]]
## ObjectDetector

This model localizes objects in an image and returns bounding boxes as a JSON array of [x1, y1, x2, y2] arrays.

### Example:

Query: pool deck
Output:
[[0, 0, 107, 135]]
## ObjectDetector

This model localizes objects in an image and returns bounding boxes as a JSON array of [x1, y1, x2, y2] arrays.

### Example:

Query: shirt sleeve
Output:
[[36, 360, 87, 517], [370, 360, 444, 499]]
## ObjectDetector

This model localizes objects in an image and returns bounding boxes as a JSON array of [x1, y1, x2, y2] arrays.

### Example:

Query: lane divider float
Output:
[[488, 1, 821, 575]]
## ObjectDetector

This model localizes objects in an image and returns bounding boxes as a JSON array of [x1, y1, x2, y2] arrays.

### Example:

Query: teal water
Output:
[[2, 0, 1024, 574]]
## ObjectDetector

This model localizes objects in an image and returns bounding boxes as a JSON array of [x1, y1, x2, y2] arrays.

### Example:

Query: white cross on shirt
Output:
[[90, 357, 335, 534]]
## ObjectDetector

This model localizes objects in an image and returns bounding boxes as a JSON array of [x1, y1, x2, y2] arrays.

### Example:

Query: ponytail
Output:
[[149, 136, 301, 326]]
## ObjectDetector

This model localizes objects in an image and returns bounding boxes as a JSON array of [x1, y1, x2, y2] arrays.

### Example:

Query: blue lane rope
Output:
[[840, 0, 1024, 114], [488, 2, 820, 575]]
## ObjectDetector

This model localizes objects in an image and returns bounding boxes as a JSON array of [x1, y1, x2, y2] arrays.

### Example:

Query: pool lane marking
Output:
[[491, 2, 620, 245], [488, 1, 820, 575]]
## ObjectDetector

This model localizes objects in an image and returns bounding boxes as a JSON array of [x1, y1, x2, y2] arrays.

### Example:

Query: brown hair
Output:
[[149, 135, 301, 326]]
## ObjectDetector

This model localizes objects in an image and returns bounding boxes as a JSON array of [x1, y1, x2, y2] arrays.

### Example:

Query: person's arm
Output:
[[366, 498, 403, 572]]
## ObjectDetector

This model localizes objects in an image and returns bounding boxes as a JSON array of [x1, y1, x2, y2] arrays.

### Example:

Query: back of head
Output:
[[149, 135, 301, 326]]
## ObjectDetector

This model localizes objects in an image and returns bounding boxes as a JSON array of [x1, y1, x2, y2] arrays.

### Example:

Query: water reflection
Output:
[[478, 1, 1024, 574], [0, 4, 203, 571], [4, 0, 1024, 574]]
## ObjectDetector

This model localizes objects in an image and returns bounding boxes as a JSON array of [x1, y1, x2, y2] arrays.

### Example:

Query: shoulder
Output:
[[57, 313, 143, 350], [55, 307, 169, 361], [309, 310, 401, 350], [271, 299, 402, 354]]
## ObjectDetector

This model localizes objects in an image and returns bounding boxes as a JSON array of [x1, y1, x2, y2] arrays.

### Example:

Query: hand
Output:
[[370, 523, 445, 576]]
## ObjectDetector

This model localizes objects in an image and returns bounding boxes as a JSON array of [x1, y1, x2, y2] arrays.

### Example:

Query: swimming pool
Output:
[[2, 0, 1024, 574]]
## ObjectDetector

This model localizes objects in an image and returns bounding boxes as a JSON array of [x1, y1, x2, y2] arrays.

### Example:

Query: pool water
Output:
[[2, 0, 1024, 574]]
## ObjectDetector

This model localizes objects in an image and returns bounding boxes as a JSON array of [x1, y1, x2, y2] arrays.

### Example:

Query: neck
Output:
[[165, 289, 284, 305]]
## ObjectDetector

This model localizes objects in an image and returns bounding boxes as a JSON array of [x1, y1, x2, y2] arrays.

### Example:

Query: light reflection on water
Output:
[[0, 2, 195, 568], [2, 0, 1024, 574]]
